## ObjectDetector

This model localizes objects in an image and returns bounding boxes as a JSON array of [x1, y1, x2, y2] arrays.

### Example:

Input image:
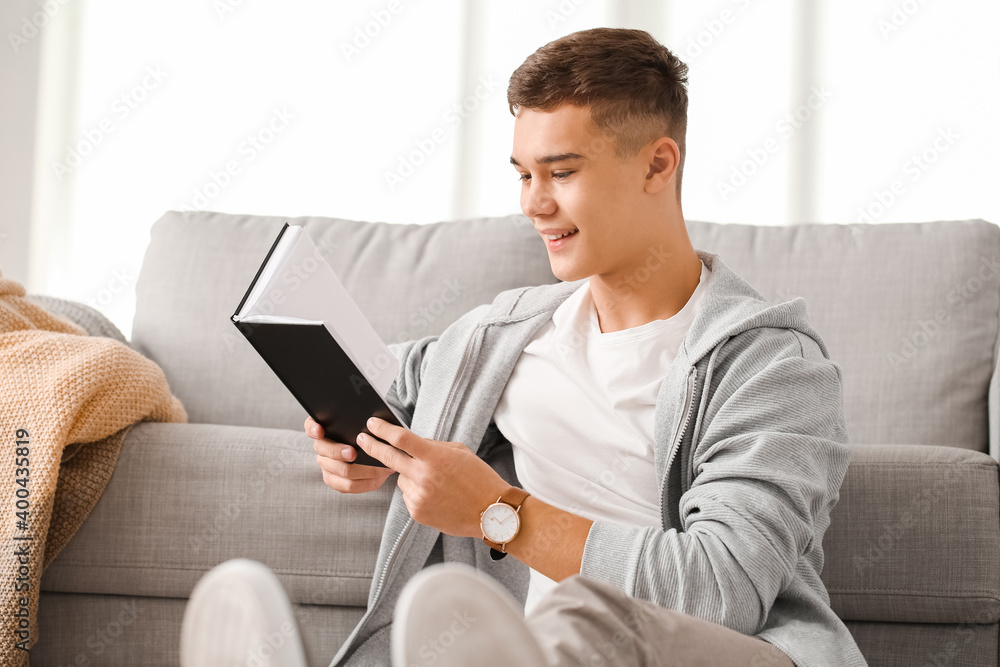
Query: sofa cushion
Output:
[[687, 219, 1000, 451], [822, 443, 1000, 624], [36, 592, 363, 667], [845, 620, 998, 667], [41, 422, 393, 608], [132, 210, 557, 430]]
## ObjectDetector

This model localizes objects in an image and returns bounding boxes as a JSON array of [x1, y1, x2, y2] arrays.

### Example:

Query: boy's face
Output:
[[510, 103, 658, 283]]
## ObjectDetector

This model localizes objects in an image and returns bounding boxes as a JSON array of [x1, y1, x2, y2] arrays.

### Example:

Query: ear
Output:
[[644, 137, 680, 195]]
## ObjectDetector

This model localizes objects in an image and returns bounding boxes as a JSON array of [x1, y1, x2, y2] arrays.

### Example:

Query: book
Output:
[[231, 222, 408, 468]]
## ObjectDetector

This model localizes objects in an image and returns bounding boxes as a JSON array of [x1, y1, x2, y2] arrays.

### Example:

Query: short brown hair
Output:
[[508, 27, 689, 196]]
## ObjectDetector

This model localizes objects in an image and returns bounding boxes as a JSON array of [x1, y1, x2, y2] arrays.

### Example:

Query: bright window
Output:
[[33, 1, 1000, 337]]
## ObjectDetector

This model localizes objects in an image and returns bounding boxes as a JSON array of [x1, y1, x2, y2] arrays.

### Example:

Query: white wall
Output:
[[0, 0, 43, 285]]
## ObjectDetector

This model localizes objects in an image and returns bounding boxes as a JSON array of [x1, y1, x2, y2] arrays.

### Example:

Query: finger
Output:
[[356, 431, 413, 473], [366, 417, 426, 458], [312, 438, 357, 462], [304, 417, 323, 439], [315, 454, 380, 480], [321, 469, 382, 494]]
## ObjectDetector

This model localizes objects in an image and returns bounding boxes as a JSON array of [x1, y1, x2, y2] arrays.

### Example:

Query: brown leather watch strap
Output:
[[498, 486, 530, 510]]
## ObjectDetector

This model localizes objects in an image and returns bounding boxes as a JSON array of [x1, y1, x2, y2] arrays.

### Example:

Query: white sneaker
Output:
[[391, 562, 549, 667], [180, 558, 308, 667]]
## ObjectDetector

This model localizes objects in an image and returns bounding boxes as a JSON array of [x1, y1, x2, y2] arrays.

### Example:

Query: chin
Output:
[[549, 261, 586, 283]]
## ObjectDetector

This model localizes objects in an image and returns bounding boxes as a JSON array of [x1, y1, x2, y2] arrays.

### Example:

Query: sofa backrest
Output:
[[132, 211, 1000, 454], [687, 219, 999, 454], [132, 211, 559, 432]]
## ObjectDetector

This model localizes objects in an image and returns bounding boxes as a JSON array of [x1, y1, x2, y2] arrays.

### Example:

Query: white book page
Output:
[[238, 315, 323, 326], [236, 226, 301, 321], [238, 226, 399, 398]]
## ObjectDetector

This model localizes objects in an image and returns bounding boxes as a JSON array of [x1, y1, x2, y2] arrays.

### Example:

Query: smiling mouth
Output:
[[544, 229, 579, 251]]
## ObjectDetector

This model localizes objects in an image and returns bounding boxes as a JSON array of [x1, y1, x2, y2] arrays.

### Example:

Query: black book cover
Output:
[[231, 223, 406, 468]]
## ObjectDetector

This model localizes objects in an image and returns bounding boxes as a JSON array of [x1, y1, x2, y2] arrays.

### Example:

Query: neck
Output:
[[588, 225, 702, 334]]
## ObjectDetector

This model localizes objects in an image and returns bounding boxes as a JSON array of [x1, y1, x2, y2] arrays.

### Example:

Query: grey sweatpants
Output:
[[528, 575, 796, 667]]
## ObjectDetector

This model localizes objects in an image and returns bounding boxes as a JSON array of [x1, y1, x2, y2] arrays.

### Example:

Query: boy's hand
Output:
[[306, 416, 395, 494], [355, 417, 509, 538]]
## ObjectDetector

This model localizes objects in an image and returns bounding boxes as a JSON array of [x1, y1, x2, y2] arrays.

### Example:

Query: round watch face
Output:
[[481, 503, 519, 544]]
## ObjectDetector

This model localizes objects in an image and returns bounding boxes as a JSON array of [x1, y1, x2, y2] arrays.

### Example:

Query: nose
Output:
[[520, 179, 556, 220]]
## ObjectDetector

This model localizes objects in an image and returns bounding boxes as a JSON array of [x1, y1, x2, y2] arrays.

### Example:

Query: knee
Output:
[[536, 575, 680, 632], [530, 574, 626, 621], [544, 574, 620, 611], [549, 574, 621, 601]]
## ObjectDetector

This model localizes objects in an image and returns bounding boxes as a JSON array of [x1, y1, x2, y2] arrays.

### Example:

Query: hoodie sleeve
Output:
[[384, 335, 438, 429], [579, 326, 852, 636], [383, 302, 492, 428]]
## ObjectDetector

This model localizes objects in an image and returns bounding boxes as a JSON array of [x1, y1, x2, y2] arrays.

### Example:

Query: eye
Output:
[[552, 171, 573, 180], [516, 172, 531, 183]]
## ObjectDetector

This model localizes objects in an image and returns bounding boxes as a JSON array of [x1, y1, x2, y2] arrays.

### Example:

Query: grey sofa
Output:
[[33, 211, 1000, 666]]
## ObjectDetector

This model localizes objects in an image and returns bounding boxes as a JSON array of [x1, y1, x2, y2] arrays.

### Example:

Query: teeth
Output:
[[546, 230, 577, 240]]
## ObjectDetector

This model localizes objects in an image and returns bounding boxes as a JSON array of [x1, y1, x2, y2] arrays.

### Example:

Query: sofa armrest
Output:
[[822, 444, 1000, 624], [41, 422, 393, 608], [25, 293, 130, 347], [990, 336, 1000, 460]]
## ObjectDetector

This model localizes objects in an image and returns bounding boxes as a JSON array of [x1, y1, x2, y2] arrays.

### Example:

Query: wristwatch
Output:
[[480, 487, 530, 561]]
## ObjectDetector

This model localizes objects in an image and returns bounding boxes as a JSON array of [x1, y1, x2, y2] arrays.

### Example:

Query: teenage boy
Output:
[[181, 27, 867, 667]]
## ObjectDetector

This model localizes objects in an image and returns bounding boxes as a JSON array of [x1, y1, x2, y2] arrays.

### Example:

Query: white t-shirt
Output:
[[492, 260, 712, 614]]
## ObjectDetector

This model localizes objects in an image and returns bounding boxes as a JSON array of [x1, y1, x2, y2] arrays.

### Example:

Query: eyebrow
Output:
[[509, 152, 587, 167]]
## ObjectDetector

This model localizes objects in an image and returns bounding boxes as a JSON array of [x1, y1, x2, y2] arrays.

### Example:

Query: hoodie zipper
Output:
[[663, 367, 697, 523], [670, 368, 697, 465], [369, 518, 413, 611], [368, 325, 483, 612]]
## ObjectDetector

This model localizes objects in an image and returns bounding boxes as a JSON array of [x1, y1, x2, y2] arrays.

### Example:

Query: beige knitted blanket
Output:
[[0, 270, 187, 663]]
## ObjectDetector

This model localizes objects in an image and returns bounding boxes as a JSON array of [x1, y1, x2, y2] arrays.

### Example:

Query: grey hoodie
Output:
[[329, 249, 868, 667]]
